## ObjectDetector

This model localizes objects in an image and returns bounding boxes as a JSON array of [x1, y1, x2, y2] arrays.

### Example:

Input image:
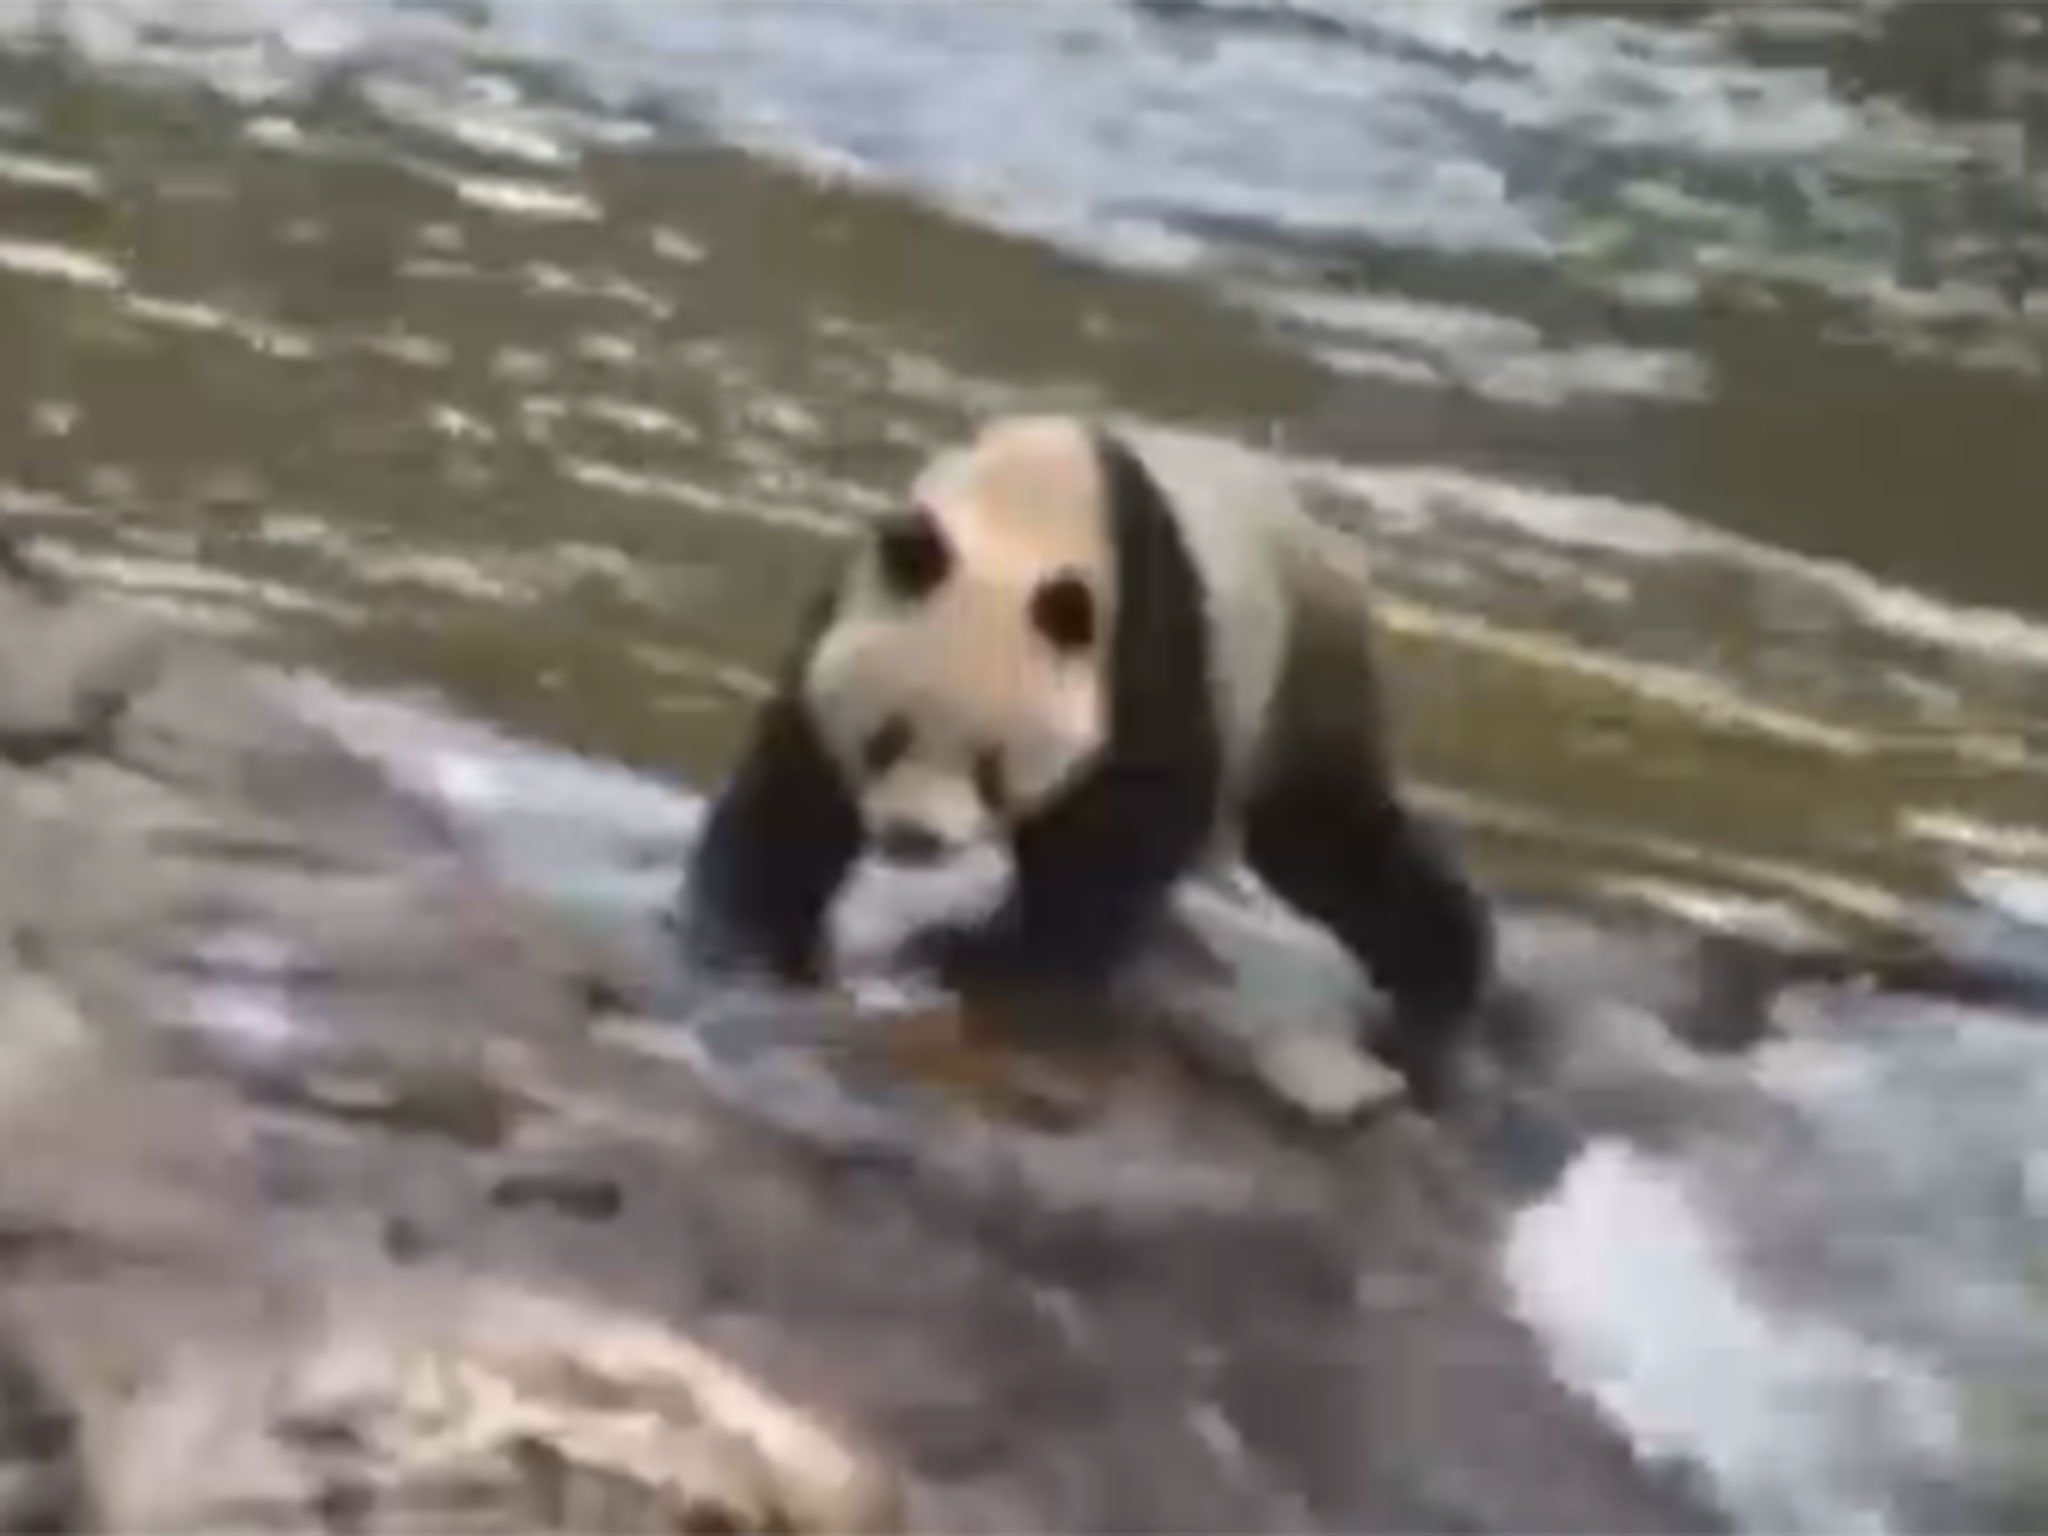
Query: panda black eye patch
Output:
[[1029, 573, 1096, 653], [862, 716, 913, 776], [874, 510, 951, 601]]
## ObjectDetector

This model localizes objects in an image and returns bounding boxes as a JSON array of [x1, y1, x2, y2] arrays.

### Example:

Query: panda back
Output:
[[1113, 424, 1300, 798]]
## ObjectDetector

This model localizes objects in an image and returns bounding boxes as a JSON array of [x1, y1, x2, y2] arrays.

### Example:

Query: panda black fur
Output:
[[682, 414, 1492, 1098]]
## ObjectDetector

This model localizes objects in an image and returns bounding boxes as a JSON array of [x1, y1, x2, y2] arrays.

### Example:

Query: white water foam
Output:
[[1510, 990, 2048, 1532]]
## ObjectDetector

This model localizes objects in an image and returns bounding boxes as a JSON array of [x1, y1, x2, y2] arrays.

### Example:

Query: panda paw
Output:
[[909, 915, 1136, 1018], [914, 908, 1104, 995], [906, 919, 1016, 990], [674, 900, 825, 991], [1372, 1005, 1475, 1116]]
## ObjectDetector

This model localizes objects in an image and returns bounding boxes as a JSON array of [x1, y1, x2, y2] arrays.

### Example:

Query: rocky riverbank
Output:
[[0, 539, 1732, 1532]]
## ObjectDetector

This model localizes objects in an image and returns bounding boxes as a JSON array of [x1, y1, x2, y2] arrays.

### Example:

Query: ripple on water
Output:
[[447, 172, 598, 223], [0, 147, 100, 194], [0, 237, 120, 289]]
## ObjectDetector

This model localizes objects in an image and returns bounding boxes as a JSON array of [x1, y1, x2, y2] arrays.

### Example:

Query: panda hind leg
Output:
[[1243, 762, 1493, 1106]]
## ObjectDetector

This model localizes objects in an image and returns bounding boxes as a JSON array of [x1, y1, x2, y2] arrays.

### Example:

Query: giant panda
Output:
[[680, 413, 1492, 1099]]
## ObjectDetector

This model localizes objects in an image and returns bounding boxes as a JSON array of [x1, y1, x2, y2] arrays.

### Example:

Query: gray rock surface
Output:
[[0, 538, 1717, 1532]]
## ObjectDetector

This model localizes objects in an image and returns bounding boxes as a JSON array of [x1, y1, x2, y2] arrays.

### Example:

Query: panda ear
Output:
[[1030, 572, 1097, 654], [874, 509, 951, 601]]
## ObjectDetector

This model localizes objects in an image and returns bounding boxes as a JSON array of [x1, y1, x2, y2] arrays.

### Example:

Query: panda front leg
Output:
[[679, 691, 863, 986], [922, 764, 1209, 999], [1244, 763, 1493, 1106]]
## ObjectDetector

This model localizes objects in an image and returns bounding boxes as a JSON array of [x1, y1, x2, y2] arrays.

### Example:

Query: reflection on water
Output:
[[0, 0, 2044, 939]]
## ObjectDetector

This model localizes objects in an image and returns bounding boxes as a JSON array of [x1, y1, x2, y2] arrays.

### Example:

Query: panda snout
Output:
[[872, 820, 953, 868]]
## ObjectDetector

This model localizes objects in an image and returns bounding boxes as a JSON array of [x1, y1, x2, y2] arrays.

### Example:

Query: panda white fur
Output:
[[682, 414, 1491, 1097]]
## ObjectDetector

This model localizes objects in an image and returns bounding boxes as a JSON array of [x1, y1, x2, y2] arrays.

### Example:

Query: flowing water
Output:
[[4, 0, 2048, 1528], [3, 0, 2047, 937]]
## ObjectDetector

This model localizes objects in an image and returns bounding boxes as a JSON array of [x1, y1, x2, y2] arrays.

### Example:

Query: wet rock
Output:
[[0, 553, 1719, 1533], [1116, 882, 1408, 1126], [0, 569, 162, 764], [488, 1165, 625, 1222], [0, 971, 94, 1119], [89, 1278, 898, 1535], [0, 1342, 89, 1532]]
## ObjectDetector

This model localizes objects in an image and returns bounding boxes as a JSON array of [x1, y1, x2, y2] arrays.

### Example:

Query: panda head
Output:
[[803, 417, 1119, 866]]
